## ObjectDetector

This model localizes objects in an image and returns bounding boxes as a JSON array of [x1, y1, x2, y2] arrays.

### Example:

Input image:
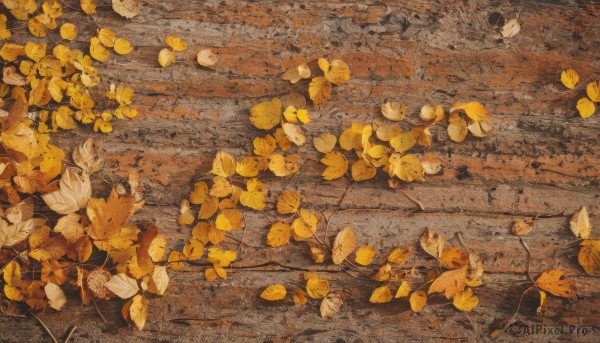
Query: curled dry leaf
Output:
[[282, 63, 311, 83], [512, 218, 534, 236], [570, 206, 591, 239], [535, 269, 576, 298], [332, 226, 356, 264], [45, 282, 66, 310], [3, 66, 26, 86], [395, 281, 411, 298], [158, 48, 175, 68], [54, 213, 84, 243], [282, 122, 306, 146], [112, 0, 141, 19], [73, 137, 105, 174], [320, 293, 342, 319], [381, 102, 406, 121], [42, 168, 92, 214], [421, 154, 442, 175], [419, 228, 445, 259], [501, 18, 521, 38], [197, 49, 217, 67]]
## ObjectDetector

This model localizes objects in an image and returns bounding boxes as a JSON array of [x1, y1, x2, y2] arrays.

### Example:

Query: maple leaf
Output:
[[439, 246, 468, 269], [86, 189, 135, 251], [535, 269, 576, 298], [42, 168, 91, 214], [321, 151, 348, 180], [428, 267, 467, 299], [453, 288, 478, 312]]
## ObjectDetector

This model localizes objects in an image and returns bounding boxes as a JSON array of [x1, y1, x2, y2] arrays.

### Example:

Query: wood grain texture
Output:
[[2, 0, 600, 341]]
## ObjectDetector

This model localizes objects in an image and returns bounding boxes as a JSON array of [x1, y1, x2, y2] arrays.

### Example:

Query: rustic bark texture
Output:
[[2, 0, 600, 342]]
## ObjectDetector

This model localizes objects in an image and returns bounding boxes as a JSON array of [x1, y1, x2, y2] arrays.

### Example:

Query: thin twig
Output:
[[399, 188, 425, 211], [457, 232, 470, 253], [92, 299, 107, 324], [63, 325, 78, 343], [324, 183, 351, 247], [31, 312, 58, 343], [238, 212, 248, 252], [519, 238, 538, 287]]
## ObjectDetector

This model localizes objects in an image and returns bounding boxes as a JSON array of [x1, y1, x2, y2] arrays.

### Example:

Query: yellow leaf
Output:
[[198, 196, 218, 219], [81, 0, 97, 14], [561, 69, 579, 89], [447, 113, 468, 142], [182, 238, 204, 260], [570, 206, 591, 239], [537, 290, 546, 315], [112, 0, 141, 19], [420, 104, 444, 122], [428, 267, 467, 299], [388, 154, 424, 182], [535, 269, 576, 298], [235, 156, 259, 177], [197, 49, 217, 67], [388, 247, 411, 265], [168, 251, 185, 271], [210, 176, 233, 198], [309, 76, 331, 106], [24, 42, 46, 62], [576, 97, 596, 118], [293, 289, 307, 305], [27, 15, 48, 38], [274, 128, 292, 151], [0, 43, 24, 62], [98, 28, 116, 47], [165, 36, 187, 51], [158, 48, 175, 67], [90, 37, 109, 62], [453, 288, 478, 312], [206, 247, 236, 267], [260, 284, 286, 301], [369, 286, 392, 303], [409, 290, 427, 312], [421, 153, 442, 175], [282, 122, 306, 146], [320, 151, 348, 180], [267, 221, 291, 247], [319, 58, 350, 85], [277, 191, 300, 214], [130, 294, 147, 331], [148, 235, 166, 262], [381, 102, 406, 121], [240, 178, 266, 210], [395, 281, 411, 298], [332, 226, 356, 264], [215, 209, 244, 231], [439, 246, 468, 269], [500, 18, 521, 38], [253, 135, 276, 156], [250, 98, 282, 130], [60, 23, 76, 40], [177, 199, 195, 225], [291, 208, 318, 238], [211, 151, 236, 177], [372, 263, 391, 282], [355, 246, 376, 266], [578, 240, 600, 275], [268, 154, 298, 176], [306, 278, 329, 299], [419, 228, 444, 258], [463, 102, 489, 122], [339, 123, 363, 151], [587, 81, 600, 102], [189, 181, 209, 204], [320, 293, 343, 319], [4, 285, 23, 301], [351, 160, 376, 181], [390, 131, 416, 153], [114, 38, 133, 55], [313, 132, 337, 154]]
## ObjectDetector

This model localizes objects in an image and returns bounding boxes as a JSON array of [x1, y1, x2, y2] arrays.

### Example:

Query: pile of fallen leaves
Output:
[[560, 69, 599, 118]]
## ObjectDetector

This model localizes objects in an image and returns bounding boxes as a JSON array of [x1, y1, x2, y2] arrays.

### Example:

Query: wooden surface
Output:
[[2, 0, 600, 342]]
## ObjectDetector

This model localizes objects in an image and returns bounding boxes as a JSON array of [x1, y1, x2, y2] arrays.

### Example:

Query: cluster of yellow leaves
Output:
[[266, 191, 320, 247], [260, 272, 341, 319], [158, 36, 187, 68], [169, 151, 272, 280], [569, 206, 599, 275], [1, 136, 165, 330], [309, 58, 350, 106], [90, 27, 134, 62], [560, 69, 599, 118]]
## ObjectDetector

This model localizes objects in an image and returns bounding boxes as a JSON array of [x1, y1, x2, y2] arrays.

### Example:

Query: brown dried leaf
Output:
[[332, 226, 356, 264]]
